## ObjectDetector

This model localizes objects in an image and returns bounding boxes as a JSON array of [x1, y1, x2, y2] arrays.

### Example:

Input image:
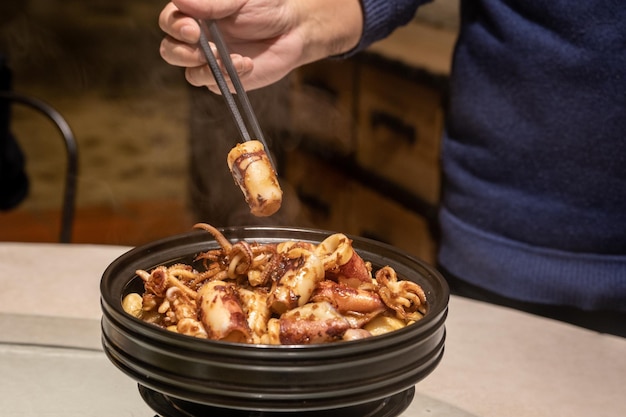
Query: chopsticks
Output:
[[197, 20, 277, 171]]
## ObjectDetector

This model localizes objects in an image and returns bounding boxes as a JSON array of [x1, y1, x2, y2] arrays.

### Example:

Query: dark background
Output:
[[0, 0, 192, 244]]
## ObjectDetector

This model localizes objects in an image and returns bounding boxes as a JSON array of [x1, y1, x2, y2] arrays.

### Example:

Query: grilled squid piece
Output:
[[342, 328, 373, 341], [197, 280, 252, 343], [176, 317, 208, 338], [227, 140, 282, 217], [165, 287, 197, 323], [268, 242, 325, 314], [310, 280, 386, 315], [376, 266, 427, 322], [238, 287, 271, 344], [316, 233, 372, 288], [311, 280, 387, 329], [276, 301, 351, 345]]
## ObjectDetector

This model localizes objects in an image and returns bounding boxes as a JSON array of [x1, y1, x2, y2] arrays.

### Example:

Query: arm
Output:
[[352, 0, 432, 57], [159, 0, 430, 91], [159, 0, 364, 91]]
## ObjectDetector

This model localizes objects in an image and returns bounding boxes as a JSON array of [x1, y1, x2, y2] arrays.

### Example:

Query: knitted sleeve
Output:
[[341, 0, 432, 56]]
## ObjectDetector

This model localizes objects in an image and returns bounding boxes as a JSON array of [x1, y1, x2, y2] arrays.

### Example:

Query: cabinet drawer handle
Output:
[[370, 110, 416, 145]]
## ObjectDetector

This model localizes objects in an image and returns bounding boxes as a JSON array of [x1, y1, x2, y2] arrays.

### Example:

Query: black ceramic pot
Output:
[[100, 226, 449, 416]]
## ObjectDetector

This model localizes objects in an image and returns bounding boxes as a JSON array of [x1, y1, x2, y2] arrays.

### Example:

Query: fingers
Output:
[[160, 36, 205, 67], [185, 55, 254, 93], [159, 1, 256, 91], [159, 2, 200, 43], [159, 2, 204, 67], [171, 0, 245, 20]]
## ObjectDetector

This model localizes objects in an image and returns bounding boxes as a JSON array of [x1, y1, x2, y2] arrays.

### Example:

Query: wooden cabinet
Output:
[[356, 60, 445, 206], [281, 23, 454, 265], [342, 172, 437, 263], [282, 149, 437, 263], [289, 59, 357, 156], [281, 149, 352, 233]]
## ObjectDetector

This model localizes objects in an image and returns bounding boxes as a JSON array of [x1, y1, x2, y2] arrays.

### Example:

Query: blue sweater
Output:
[[355, 0, 626, 312]]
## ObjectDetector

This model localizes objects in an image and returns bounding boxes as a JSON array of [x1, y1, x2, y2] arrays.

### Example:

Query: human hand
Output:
[[159, 0, 363, 92]]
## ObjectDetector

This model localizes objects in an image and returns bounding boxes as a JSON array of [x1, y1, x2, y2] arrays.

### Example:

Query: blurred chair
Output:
[[0, 91, 78, 243]]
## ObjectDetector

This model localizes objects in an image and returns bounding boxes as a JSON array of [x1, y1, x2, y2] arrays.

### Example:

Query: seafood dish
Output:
[[122, 223, 428, 345]]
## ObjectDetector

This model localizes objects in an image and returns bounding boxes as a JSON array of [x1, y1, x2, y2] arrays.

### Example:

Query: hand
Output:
[[159, 0, 363, 92]]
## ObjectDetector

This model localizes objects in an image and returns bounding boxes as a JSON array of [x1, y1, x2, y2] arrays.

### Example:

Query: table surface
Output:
[[1, 242, 624, 417]]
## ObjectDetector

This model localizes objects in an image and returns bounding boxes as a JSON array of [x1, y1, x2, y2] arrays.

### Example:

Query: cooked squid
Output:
[[277, 301, 351, 345], [197, 280, 252, 343], [227, 140, 282, 217], [268, 241, 325, 314], [123, 223, 429, 345]]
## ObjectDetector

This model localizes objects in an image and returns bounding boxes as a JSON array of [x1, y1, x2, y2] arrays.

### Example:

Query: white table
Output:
[[1, 242, 624, 417]]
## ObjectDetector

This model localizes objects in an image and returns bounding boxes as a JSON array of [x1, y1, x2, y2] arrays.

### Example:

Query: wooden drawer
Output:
[[289, 60, 357, 155], [342, 180, 437, 265], [282, 149, 350, 232], [283, 149, 437, 264], [356, 64, 444, 205]]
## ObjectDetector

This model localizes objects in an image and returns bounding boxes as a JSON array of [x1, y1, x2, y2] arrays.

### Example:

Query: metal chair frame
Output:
[[0, 91, 78, 243]]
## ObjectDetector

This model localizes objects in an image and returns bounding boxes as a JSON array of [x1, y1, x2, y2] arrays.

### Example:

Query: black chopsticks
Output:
[[197, 20, 277, 171]]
